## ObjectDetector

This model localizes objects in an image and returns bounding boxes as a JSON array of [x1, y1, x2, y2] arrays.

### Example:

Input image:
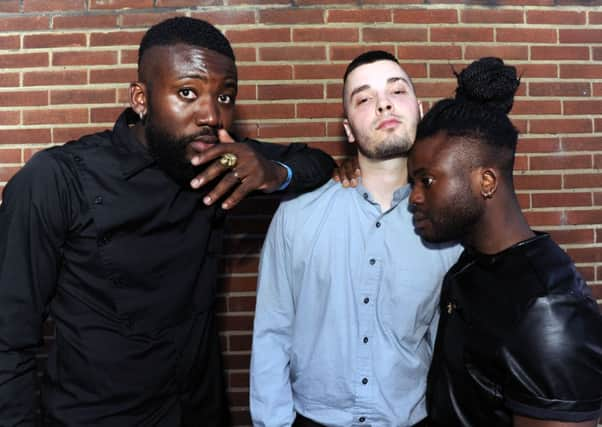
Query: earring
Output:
[[481, 191, 493, 199], [138, 111, 145, 121]]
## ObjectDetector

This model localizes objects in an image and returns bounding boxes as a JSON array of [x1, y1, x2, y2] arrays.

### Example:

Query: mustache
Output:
[[179, 126, 219, 145]]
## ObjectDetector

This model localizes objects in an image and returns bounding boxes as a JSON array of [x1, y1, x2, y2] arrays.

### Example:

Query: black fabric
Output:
[[0, 108, 335, 426], [426, 232, 602, 427]]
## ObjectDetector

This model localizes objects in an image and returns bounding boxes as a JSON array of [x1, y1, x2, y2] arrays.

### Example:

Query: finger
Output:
[[220, 180, 251, 210], [218, 128, 235, 144], [190, 159, 231, 189], [191, 141, 245, 166], [202, 171, 241, 206]]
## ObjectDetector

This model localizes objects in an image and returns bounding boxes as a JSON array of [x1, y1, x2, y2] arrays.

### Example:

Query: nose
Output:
[[409, 186, 423, 209], [377, 95, 393, 114], [195, 96, 220, 128]]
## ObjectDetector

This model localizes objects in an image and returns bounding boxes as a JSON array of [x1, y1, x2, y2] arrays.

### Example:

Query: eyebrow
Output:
[[349, 77, 412, 99]]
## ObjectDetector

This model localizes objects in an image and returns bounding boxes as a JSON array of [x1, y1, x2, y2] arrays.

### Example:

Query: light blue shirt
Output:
[[250, 180, 461, 427]]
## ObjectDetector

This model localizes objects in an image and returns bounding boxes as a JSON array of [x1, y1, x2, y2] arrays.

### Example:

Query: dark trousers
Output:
[[293, 414, 430, 427]]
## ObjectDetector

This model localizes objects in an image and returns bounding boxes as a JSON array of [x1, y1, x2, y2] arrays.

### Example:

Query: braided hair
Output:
[[416, 57, 520, 178], [138, 16, 235, 68]]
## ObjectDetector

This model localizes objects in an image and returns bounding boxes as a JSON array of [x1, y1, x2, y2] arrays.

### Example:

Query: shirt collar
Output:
[[354, 178, 411, 209], [111, 108, 156, 179]]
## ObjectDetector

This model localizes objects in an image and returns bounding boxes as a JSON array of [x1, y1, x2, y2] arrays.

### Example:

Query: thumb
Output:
[[218, 129, 236, 144]]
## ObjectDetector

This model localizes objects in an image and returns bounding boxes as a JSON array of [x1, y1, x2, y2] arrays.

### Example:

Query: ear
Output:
[[480, 168, 498, 199], [129, 81, 148, 119], [418, 100, 424, 119], [343, 118, 355, 144]]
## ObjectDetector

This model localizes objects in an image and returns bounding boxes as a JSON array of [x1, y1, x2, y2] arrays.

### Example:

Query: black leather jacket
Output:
[[427, 232, 602, 426]]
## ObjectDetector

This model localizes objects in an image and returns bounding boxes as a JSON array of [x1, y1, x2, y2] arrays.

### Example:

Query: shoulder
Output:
[[277, 179, 350, 212]]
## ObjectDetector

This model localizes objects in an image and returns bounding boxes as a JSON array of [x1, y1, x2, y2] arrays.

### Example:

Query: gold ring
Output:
[[219, 153, 238, 168]]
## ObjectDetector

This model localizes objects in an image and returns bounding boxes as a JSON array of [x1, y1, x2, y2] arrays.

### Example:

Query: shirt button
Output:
[[369, 258, 375, 265], [73, 155, 82, 163], [363, 337, 368, 343], [375, 222, 381, 228], [359, 417, 366, 423], [94, 196, 103, 205], [363, 297, 369, 304], [362, 377, 368, 385], [363, 192, 369, 199]]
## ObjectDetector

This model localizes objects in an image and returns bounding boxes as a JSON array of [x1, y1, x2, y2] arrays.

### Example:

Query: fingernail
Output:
[[191, 157, 199, 166], [221, 202, 229, 209], [203, 196, 212, 205]]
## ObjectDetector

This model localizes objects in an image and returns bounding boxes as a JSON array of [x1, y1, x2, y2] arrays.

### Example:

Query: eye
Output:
[[421, 176, 434, 188], [218, 94, 233, 104], [179, 88, 197, 100], [356, 97, 369, 106]]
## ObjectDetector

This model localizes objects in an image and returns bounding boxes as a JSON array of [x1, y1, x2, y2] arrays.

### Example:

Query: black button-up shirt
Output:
[[0, 109, 335, 426]]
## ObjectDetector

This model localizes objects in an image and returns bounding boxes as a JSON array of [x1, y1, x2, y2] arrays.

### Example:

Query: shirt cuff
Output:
[[273, 161, 293, 191]]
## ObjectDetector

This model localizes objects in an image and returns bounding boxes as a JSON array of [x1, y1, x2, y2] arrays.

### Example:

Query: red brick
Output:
[[0, 91, 48, 107], [516, 137, 561, 154], [119, 12, 188, 29], [590, 11, 602, 25], [235, 103, 295, 121], [595, 155, 602, 169], [531, 46, 590, 61], [1, 53, 48, 69], [0, 73, 19, 88], [567, 246, 602, 263], [226, 389, 250, 407], [397, 45, 462, 60], [53, 51, 118, 66], [90, 30, 144, 47], [0, 35, 20, 50], [431, 27, 493, 42], [529, 118, 592, 134], [517, 63, 558, 79], [227, 28, 291, 44], [595, 48, 602, 61], [189, 11, 255, 26], [0, 0, 19, 12], [228, 333, 253, 352], [258, 84, 322, 101], [0, 149, 21, 163], [330, 45, 395, 62], [327, 9, 392, 23], [24, 108, 88, 125], [51, 89, 117, 105], [0, 112, 19, 126], [512, 100, 561, 116], [228, 296, 256, 312], [393, 9, 457, 23], [259, 46, 326, 62], [516, 192, 530, 210], [293, 27, 358, 43], [514, 155, 528, 171], [233, 84, 256, 102], [529, 82, 590, 97], [53, 126, 107, 143], [23, 0, 83, 12], [530, 154, 592, 170], [564, 173, 602, 189], [527, 10, 585, 24], [238, 65, 292, 81], [596, 118, 602, 133], [363, 27, 427, 43], [560, 64, 602, 79], [414, 81, 456, 98], [223, 235, 265, 252], [532, 192, 592, 208], [0, 166, 21, 182], [229, 371, 250, 388], [220, 256, 260, 275], [258, 122, 325, 139], [156, 0, 219, 6], [563, 100, 602, 116], [233, 46, 256, 62], [90, 68, 137, 84], [53, 14, 118, 29], [562, 137, 602, 152], [514, 173, 562, 190], [90, 107, 124, 123], [230, 409, 251, 426], [0, 16, 49, 31], [228, 0, 288, 4], [560, 29, 602, 44], [24, 33, 86, 49], [462, 9, 523, 23], [298, 102, 343, 119], [121, 49, 138, 64], [89, 0, 152, 9], [219, 276, 259, 293], [548, 228, 595, 245], [24, 70, 87, 86], [294, 63, 346, 80], [221, 352, 250, 370], [497, 28, 556, 44], [0, 129, 51, 145], [466, 45, 528, 60], [259, 9, 324, 25], [217, 314, 254, 331], [523, 210, 563, 226]]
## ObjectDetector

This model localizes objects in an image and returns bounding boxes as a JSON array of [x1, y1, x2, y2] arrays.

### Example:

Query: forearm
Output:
[[0, 351, 38, 426]]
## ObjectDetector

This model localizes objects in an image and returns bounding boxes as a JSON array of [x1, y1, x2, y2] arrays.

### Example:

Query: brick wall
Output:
[[1, 1, 601, 425]]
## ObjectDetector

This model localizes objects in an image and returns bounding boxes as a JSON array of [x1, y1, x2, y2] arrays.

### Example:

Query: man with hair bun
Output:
[[0, 16, 336, 426], [408, 57, 602, 427]]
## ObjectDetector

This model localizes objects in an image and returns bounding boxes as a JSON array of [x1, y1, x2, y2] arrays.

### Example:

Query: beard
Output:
[[357, 132, 414, 160], [144, 113, 216, 187]]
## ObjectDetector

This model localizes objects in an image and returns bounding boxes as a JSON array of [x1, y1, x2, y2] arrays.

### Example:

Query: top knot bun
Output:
[[454, 57, 520, 114]]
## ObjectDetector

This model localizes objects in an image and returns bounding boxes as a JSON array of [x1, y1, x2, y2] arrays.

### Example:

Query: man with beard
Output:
[[250, 50, 461, 427], [0, 17, 336, 426], [408, 57, 602, 427]]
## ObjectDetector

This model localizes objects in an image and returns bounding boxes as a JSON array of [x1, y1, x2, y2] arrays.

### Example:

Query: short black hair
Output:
[[416, 57, 520, 178], [138, 16, 235, 68], [343, 50, 399, 83]]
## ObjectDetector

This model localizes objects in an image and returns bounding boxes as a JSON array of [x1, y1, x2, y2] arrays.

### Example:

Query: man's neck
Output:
[[358, 154, 408, 212]]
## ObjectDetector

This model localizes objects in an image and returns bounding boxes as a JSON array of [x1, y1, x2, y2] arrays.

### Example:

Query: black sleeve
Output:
[[502, 293, 602, 422], [240, 138, 336, 193], [0, 151, 69, 425]]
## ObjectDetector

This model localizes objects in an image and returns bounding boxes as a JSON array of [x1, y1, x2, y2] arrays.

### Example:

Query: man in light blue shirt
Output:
[[250, 51, 461, 427]]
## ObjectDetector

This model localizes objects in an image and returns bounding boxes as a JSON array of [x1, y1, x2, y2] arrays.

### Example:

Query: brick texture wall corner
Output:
[[1, 1, 601, 425]]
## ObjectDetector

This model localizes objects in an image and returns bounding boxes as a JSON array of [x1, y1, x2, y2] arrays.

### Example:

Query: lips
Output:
[[376, 117, 401, 130], [412, 212, 430, 232]]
